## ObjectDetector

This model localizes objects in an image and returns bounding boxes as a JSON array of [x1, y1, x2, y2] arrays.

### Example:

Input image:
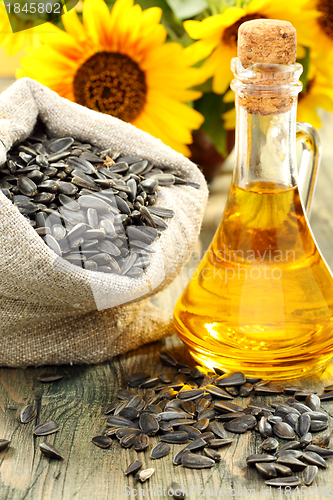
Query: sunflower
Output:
[[183, 0, 318, 95], [17, 0, 204, 156], [0, 3, 39, 56], [303, 0, 333, 54]]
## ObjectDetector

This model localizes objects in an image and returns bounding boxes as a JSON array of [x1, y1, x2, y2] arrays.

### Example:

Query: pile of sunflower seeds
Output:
[[90, 350, 333, 491], [1, 354, 333, 496], [0, 124, 198, 276]]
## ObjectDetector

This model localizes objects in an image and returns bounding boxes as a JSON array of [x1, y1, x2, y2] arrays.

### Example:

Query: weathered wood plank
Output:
[[1, 82, 333, 499], [1, 338, 333, 500]]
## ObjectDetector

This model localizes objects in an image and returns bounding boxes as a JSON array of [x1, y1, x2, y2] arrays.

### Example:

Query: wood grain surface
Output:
[[1, 337, 333, 500], [1, 74, 333, 499]]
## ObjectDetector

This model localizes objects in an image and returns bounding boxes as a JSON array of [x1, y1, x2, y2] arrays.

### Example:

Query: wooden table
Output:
[[1, 77, 333, 498]]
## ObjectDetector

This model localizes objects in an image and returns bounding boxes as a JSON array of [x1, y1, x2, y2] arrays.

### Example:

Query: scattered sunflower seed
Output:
[[39, 442, 64, 459], [137, 468, 155, 482], [37, 373, 63, 383], [150, 442, 171, 459], [33, 421, 59, 436], [182, 453, 215, 469], [18, 405, 37, 424], [125, 460, 143, 476], [0, 439, 11, 452]]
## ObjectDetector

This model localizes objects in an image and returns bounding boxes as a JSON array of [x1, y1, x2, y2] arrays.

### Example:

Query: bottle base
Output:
[[183, 341, 333, 380]]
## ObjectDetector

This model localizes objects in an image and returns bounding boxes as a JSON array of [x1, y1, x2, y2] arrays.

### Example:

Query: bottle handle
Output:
[[296, 122, 321, 217]]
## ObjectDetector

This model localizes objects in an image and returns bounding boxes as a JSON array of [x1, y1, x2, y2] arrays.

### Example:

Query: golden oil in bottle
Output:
[[174, 181, 333, 379]]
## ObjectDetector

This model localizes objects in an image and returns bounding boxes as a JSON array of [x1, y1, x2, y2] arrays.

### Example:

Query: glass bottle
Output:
[[174, 47, 333, 379]]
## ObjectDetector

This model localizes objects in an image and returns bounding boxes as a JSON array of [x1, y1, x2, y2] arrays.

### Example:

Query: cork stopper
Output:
[[238, 19, 296, 68], [234, 19, 299, 114]]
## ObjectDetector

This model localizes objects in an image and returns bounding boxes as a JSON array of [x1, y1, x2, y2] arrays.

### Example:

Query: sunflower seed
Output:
[[261, 437, 279, 453], [259, 417, 273, 438], [18, 405, 37, 424], [255, 463, 277, 479], [305, 444, 333, 457], [128, 372, 150, 388], [246, 454, 277, 466], [206, 421, 227, 439], [115, 428, 141, 439], [300, 432, 312, 448], [125, 460, 142, 476], [106, 415, 133, 428], [284, 413, 298, 431], [302, 451, 327, 468], [302, 465, 318, 486], [169, 481, 186, 499], [48, 137, 74, 153], [18, 177, 38, 196], [273, 464, 292, 476], [279, 441, 301, 451], [179, 438, 205, 454], [304, 411, 328, 421], [150, 442, 171, 459], [120, 434, 137, 448], [119, 407, 139, 420], [224, 421, 248, 433], [0, 439, 11, 452], [277, 449, 303, 459], [276, 457, 307, 471], [136, 468, 155, 482], [205, 385, 233, 400], [265, 477, 301, 487], [139, 413, 159, 436], [160, 432, 188, 444], [182, 453, 215, 469], [133, 434, 149, 451], [310, 420, 328, 432], [273, 422, 295, 439], [39, 442, 64, 459], [289, 402, 312, 414], [296, 413, 311, 437], [207, 438, 234, 448], [305, 394, 321, 411], [33, 421, 59, 436], [148, 207, 175, 218], [37, 373, 63, 383], [215, 372, 246, 387]]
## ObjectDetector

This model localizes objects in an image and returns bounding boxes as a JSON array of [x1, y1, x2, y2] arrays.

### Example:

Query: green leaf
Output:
[[165, 0, 208, 20], [194, 90, 234, 157], [134, 0, 171, 10]]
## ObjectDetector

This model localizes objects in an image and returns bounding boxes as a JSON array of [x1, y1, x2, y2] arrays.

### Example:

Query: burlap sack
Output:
[[0, 78, 208, 367]]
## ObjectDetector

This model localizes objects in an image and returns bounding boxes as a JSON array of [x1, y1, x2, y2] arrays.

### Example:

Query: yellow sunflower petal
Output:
[[222, 107, 236, 130], [297, 99, 322, 128], [183, 38, 220, 66], [134, 112, 191, 156], [62, 6, 86, 40], [35, 22, 88, 60], [141, 6, 162, 25], [184, 8, 244, 39], [203, 44, 236, 94], [83, 0, 112, 47], [223, 89, 235, 103]]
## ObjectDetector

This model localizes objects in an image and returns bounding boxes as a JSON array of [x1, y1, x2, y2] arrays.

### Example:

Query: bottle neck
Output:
[[233, 98, 298, 189], [230, 58, 302, 191]]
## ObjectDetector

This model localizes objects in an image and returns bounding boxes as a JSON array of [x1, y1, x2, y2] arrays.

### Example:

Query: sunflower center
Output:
[[73, 52, 147, 122], [222, 14, 265, 46], [317, 0, 333, 39]]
